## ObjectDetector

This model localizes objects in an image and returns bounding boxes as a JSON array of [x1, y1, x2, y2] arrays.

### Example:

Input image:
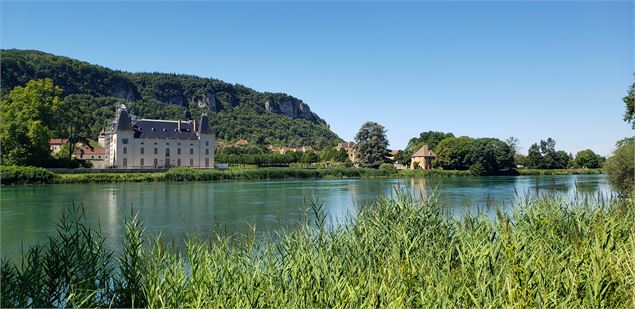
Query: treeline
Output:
[[0, 49, 341, 149]]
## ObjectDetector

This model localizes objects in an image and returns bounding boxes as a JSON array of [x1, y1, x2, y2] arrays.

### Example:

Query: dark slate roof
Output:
[[116, 109, 133, 131], [133, 120, 199, 140], [199, 114, 211, 134]]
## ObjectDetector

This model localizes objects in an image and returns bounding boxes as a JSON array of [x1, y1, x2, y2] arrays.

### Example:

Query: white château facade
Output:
[[106, 105, 214, 169]]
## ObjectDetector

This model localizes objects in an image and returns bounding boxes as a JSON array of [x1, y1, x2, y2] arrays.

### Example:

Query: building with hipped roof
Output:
[[105, 105, 214, 169], [410, 145, 436, 170]]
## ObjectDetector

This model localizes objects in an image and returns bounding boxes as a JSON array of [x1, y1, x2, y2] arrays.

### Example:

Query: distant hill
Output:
[[0, 49, 341, 148]]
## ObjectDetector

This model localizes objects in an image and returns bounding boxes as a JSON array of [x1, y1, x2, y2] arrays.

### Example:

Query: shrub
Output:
[[605, 143, 634, 197], [469, 163, 486, 176], [378, 163, 397, 173], [0, 165, 58, 185]]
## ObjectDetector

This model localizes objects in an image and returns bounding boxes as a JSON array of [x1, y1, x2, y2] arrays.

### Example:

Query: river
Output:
[[1, 174, 611, 258]]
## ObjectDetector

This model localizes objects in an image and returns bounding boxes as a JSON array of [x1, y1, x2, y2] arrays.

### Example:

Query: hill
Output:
[[0, 49, 341, 148]]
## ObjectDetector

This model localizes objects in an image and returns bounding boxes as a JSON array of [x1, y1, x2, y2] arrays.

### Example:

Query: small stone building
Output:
[[410, 145, 436, 170]]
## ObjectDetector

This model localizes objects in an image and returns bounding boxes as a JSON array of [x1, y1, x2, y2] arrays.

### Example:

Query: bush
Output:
[[0, 165, 58, 185], [469, 163, 486, 176], [605, 143, 634, 197], [378, 163, 397, 173]]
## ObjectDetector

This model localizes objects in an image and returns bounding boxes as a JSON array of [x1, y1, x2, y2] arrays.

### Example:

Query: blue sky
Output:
[[2, 1, 633, 156]]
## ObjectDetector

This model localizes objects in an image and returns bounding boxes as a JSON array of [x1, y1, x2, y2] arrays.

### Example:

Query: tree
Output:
[[334, 148, 350, 162], [0, 79, 63, 166], [605, 140, 634, 197], [467, 138, 515, 174], [524, 138, 570, 169], [400, 131, 454, 164], [354, 122, 389, 168], [574, 149, 603, 168], [623, 77, 635, 128], [57, 95, 95, 161], [505, 136, 520, 156], [300, 151, 319, 164], [434, 136, 474, 170]]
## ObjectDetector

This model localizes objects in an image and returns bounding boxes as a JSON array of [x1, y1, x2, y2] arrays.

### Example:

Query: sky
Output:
[[1, 1, 633, 156]]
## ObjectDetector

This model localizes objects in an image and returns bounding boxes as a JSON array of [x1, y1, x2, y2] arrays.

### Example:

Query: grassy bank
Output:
[[1, 165, 605, 185], [1, 193, 633, 307], [518, 168, 604, 175]]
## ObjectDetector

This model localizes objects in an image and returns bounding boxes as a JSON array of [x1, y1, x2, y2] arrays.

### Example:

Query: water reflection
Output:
[[1, 175, 610, 258]]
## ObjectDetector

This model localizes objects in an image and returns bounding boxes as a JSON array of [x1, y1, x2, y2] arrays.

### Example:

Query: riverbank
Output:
[[0, 165, 604, 185], [1, 192, 632, 307]]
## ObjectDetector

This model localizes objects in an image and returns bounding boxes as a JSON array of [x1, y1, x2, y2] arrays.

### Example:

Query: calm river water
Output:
[[1, 174, 611, 258]]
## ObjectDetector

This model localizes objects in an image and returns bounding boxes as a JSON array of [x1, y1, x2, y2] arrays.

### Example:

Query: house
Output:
[[76, 145, 107, 168], [335, 141, 357, 162], [388, 149, 400, 161], [410, 145, 436, 170], [49, 139, 68, 154], [106, 104, 214, 169]]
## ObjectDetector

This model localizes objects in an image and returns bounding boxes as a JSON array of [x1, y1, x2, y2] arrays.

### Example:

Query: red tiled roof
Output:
[[76, 146, 106, 156]]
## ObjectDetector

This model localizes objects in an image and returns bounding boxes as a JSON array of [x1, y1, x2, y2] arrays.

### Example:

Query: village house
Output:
[[106, 105, 214, 169], [48, 139, 68, 154], [268, 144, 315, 154], [410, 144, 436, 170], [76, 145, 107, 168], [335, 141, 357, 162]]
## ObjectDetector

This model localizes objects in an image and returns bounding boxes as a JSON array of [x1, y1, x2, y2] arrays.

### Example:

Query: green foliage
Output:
[[517, 168, 602, 176], [434, 137, 515, 175], [300, 151, 319, 163], [2, 194, 634, 307], [469, 162, 487, 176], [354, 121, 389, 168], [574, 149, 604, 168], [525, 138, 572, 169], [1, 49, 341, 148], [605, 141, 635, 197], [0, 166, 58, 185], [623, 77, 635, 129], [0, 79, 63, 166], [399, 131, 454, 164], [378, 163, 397, 172], [335, 148, 350, 162]]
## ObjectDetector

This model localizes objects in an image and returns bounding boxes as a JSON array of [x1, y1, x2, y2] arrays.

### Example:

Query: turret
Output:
[[115, 104, 132, 131], [199, 113, 211, 135]]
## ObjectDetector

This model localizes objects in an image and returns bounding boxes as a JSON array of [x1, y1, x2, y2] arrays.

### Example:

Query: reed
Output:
[[2, 192, 633, 307]]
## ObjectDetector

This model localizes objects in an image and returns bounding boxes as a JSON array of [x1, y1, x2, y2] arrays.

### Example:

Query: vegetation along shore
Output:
[[0, 165, 604, 186], [1, 192, 633, 307]]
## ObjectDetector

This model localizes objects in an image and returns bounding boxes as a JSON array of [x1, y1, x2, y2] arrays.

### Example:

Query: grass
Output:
[[1, 192, 634, 307], [518, 168, 604, 175], [1, 165, 606, 185]]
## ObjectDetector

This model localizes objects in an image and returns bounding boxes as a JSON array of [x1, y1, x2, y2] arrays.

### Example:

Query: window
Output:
[[165, 148, 170, 156], [205, 158, 209, 167], [154, 158, 158, 167], [140, 158, 144, 166], [140, 148, 144, 154], [154, 148, 158, 155], [177, 159, 181, 166], [122, 158, 127, 167], [123, 147, 127, 154], [190, 148, 194, 155], [122, 138, 129, 144], [205, 148, 209, 155], [189, 158, 193, 166], [205, 141, 209, 146], [177, 148, 181, 155]]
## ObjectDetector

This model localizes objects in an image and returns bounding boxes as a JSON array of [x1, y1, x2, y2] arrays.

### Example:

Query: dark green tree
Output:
[[400, 131, 454, 164], [57, 95, 95, 161], [0, 79, 63, 166], [300, 151, 319, 163], [623, 77, 635, 128], [574, 149, 603, 168], [434, 136, 474, 170], [335, 148, 350, 162], [605, 140, 634, 197], [354, 121, 389, 168]]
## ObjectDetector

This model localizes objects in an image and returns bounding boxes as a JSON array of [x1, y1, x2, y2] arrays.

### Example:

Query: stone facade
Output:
[[410, 145, 435, 170], [106, 105, 214, 169]]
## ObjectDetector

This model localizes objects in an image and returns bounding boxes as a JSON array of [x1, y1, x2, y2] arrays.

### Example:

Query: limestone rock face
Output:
[[264, 97, 321, 123], [107, 84, 139, 101], [194, 92, 222, 112]]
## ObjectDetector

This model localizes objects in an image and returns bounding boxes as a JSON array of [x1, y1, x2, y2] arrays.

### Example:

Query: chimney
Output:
[[192, 120, 197, 132], [177, 120, 181, 132]]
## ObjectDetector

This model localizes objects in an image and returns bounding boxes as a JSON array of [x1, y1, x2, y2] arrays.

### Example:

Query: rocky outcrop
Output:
[[264, 96, 323, 124], [194, 92, 222, 112]]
